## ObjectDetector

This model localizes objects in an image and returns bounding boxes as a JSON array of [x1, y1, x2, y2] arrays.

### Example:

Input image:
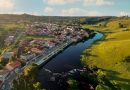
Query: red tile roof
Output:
[[6, 61, 21, 70], [31, 48, 42, 54]]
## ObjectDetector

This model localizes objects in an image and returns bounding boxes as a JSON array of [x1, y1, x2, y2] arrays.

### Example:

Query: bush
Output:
[[124, 56, 130, 62], [80, 72, 98, 83], [96, 70, 106, 84], [67, 79, 79, 89], [96, 84, 111, 90]]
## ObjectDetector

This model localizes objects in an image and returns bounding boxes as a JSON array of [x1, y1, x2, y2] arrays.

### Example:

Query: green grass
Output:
[[81, 17, 130, 90]]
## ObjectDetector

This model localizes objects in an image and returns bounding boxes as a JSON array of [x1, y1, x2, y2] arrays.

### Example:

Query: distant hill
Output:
[[0, 14, 81, 24], [0, 14, 119, 24]]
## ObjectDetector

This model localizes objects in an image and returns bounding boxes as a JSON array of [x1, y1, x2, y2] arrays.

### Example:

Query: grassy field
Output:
[[0, 23, 25, 30], [81, 17, 130, 90]]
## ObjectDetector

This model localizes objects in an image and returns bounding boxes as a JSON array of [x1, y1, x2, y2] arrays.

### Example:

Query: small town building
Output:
[[3, 52, 14, 59], [31, 48, 42, 54], [5, 61, 21, 72], [20, 53, 36, 61], [4, 36, 14, 45]]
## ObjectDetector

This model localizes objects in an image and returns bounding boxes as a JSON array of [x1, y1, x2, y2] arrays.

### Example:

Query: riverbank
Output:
[[37, 31, 103, 90], [81, 17, 130, 90], [38, 67, 98, 90], [11, 30, 102, 90], [40, 31, 101, 72], [36, 30, 94, 68]]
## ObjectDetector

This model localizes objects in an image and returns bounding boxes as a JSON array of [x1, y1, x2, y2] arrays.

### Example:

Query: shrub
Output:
[[96, 84, 111, 90], [67, 79, 79, 89], [124, 56, 130, 62]]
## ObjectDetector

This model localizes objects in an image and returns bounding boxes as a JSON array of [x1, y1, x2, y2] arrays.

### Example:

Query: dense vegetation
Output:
[[81, 17, 130, 90], [12, 63, 44, 90]]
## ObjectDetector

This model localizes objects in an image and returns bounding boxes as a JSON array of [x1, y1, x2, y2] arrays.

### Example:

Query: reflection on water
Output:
[[42, 32, 103, 73]]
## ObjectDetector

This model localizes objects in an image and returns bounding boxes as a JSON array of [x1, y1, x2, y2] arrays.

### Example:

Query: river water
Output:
[[38, 32, 103, 90], [40, 32, 103, 73]]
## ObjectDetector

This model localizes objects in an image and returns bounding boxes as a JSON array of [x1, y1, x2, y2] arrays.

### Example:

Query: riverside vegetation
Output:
[[81, 16, 130, 90]]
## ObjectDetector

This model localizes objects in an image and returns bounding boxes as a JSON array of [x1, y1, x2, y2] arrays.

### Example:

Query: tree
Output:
[[96, 69, 106, 84], [33, 82, 44, 90], [80, 72, 97, 83], [0, 58, 8, 66], [12, 65, 44, 90], [96, 84, 111, 90], [23, 63, 38, 78], [9, 55, 17, 62], [67, 79, 79, 89], [124, 56, 130, 62], [118, 23, 124, 28]]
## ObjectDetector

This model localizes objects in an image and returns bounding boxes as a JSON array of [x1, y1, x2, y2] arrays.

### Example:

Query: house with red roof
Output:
[[31, 48, 42, 54], [5, 61, 21, 72]]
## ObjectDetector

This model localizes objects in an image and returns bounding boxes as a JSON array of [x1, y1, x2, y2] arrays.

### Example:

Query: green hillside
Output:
[[81, 17, 130, 90]]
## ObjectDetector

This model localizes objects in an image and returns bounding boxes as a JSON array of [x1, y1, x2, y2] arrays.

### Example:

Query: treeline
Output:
[[0, 14, 117, 25], [80, 16, 116, 24], [0, 14, 80, 24]]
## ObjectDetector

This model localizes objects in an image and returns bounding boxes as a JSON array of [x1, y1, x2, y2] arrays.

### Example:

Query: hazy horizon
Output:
[[0, 0, 130, 16]]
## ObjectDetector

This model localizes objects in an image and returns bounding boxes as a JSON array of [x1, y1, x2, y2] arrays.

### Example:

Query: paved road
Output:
[[1, 71, 17, 90], [35, 40, 72, 65]]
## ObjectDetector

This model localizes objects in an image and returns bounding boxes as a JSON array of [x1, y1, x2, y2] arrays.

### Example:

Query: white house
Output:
[[3, 52, 14, 59], [20, 54, 36, 61]]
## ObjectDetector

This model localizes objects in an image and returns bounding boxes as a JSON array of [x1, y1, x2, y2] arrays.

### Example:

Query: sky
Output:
[[0, 0, 130, 16]]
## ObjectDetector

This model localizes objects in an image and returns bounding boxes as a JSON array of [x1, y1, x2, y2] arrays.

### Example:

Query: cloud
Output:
[[43, 7, 54, 15], [0, 0, 15, 14], [120, 11, 130, 16], [61, 8, 83, 16], [84, 0, 114, 6], [87, 11, 105, 16], [43, 0, 80, 5], [0, 0, 14, 8], [61, 8, 105, 16]]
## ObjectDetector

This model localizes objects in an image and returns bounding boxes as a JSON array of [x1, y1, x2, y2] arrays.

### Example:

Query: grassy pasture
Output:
[[81, 17, 130, 90]]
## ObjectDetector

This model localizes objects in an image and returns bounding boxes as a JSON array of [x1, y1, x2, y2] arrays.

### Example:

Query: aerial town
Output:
[[0, 21, 90, 90], [0, 0, 130, 89]]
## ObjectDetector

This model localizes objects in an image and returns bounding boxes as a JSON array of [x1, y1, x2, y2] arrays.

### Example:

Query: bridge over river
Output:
[[33, 40, 73, 66]]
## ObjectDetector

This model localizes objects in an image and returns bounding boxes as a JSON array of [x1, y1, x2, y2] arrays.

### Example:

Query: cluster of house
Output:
[[15, 23, 89, 63], [0, 22, 90, 87], [25, 23, 89, 41], [17, 38, 61, 61], [0, 60, 21, 86], [26, 23, 58, 36], [4, 36, 14, 45], [4, 29, 21, 45], [0, 49, 22, 86]]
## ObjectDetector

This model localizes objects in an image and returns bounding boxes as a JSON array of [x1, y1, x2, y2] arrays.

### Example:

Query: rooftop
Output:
[[6, 61, 21, 70]]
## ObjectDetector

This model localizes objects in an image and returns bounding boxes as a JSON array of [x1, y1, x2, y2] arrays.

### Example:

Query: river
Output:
[[38, 32, 103, 90], [41, 32, 103, 72]]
